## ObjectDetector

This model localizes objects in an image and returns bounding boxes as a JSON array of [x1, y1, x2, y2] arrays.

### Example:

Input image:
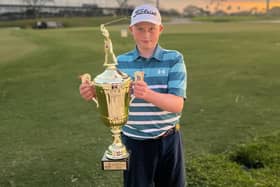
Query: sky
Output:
[[1, 0, 280, 12]]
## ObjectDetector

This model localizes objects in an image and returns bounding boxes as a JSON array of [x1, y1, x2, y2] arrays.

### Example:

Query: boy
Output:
[[80, 4, 187, 187]]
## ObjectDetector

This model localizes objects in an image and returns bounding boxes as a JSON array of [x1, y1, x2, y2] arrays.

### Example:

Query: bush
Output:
[[186, 133, 280, 187], [229, 141, 279, 169], [187, 155, 254, 187]]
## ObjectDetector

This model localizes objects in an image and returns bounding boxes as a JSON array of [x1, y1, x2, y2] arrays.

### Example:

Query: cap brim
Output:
[[130, 19, 161, 26]]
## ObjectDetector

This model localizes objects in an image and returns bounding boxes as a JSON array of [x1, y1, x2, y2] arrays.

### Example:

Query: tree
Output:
[[249, 7, 259, 15], [115, 0, 128, 15], [183, 5, 209, 17], [237, 6, 241, 11], [115, 0, 128, 8], [166, 8, 181, 16], [24, 0, 54, 18], [266, 0, 270, 13], [209, 0, 227, 12]]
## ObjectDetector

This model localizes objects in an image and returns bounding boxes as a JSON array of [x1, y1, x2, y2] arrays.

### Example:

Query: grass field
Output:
[[0, 21, 280, 186]]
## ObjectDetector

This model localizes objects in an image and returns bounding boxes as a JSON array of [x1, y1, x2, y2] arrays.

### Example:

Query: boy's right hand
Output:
[[79, 82, 96, 101]]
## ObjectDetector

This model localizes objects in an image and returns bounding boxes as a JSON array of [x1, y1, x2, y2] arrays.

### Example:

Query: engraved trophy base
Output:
[[101, 152, 129, 170]]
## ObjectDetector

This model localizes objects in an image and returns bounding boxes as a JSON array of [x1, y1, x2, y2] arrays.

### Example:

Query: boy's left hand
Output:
[[133, 80, 151, 99]]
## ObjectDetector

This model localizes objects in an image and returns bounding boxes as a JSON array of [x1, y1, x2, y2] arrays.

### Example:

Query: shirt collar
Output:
[[132, 44, 163, 61]]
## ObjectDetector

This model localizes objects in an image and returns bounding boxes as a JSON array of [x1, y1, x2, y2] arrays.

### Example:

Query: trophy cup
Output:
[[80, 24, 132, 170]]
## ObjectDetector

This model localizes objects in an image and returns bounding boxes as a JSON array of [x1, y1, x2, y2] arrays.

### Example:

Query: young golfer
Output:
[[80, 4, 187, 187]]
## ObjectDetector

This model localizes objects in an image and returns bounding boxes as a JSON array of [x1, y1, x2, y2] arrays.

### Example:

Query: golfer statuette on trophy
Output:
[[80, 24, 142, 170]]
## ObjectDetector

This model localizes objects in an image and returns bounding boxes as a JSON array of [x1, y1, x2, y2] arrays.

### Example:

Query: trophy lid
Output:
[[94, 66, 130, 84]]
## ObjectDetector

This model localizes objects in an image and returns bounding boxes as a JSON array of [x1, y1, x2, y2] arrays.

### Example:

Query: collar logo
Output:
[[133, 8, 157, 17]]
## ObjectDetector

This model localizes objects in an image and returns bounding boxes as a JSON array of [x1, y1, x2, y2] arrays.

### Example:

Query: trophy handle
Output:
[[92, 97, 99, 108], [80, 73, 99, 108], [129, 71, 144, 105], [129, 95, 135, 105]]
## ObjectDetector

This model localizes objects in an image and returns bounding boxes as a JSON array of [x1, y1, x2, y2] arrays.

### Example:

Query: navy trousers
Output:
[[122, 131, 186, 187]]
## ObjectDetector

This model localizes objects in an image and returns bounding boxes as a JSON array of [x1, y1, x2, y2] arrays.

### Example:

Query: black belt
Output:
[[158, 124, 180, 139]]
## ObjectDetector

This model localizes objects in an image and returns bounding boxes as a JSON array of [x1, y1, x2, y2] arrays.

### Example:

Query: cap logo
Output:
[[133, 8, 157, 18]]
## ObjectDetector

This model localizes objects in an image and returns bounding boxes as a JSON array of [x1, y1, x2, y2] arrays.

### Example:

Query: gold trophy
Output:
[[80, 24, 132, 170]]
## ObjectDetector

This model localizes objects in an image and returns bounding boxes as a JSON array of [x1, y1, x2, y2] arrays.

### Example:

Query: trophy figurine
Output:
[[80, 24, 132, 170]]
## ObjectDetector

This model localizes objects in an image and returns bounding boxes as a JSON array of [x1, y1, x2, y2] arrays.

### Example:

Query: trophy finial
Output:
[[100, 24, 118, 67], [100, 24, 110, 39]]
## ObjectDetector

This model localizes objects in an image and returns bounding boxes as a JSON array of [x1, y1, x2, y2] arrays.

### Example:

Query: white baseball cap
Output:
[[130, 4, 162, 26]]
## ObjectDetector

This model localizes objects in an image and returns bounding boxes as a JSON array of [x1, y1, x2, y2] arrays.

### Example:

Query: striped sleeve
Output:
[[167, 52, 187, 98]]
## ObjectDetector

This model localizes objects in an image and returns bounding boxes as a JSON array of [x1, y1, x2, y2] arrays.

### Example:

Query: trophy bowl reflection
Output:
[[81, 24, 131, 160]]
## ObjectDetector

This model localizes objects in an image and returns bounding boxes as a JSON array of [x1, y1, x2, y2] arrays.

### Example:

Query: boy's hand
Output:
[[79, 82, 96, 101], [133, 80, 151, 100]]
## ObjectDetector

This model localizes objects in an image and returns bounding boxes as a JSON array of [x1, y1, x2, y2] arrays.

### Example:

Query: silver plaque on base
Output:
[[101, 153, 129, 170]]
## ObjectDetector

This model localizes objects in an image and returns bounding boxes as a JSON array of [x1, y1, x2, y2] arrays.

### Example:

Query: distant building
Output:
[[0, 0, 118, 7], [0, 0, 120, 16], [0, 4, 27, 15], [0, 1, 132, 20], [268, 6, 280, 16]]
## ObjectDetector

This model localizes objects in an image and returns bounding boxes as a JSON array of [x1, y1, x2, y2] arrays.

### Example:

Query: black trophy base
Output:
[[101, 153, 129, 171]]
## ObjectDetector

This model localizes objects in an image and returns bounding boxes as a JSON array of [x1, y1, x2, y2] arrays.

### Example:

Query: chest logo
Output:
[[157, 69, 166, 75]]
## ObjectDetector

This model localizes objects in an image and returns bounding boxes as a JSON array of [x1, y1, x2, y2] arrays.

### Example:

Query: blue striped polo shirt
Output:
[[117, 45, 187, 140]]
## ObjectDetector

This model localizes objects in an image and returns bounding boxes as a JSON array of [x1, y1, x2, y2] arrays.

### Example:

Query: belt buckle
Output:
[[159, 124, 180, 139], [162, 127, 175, 138]]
